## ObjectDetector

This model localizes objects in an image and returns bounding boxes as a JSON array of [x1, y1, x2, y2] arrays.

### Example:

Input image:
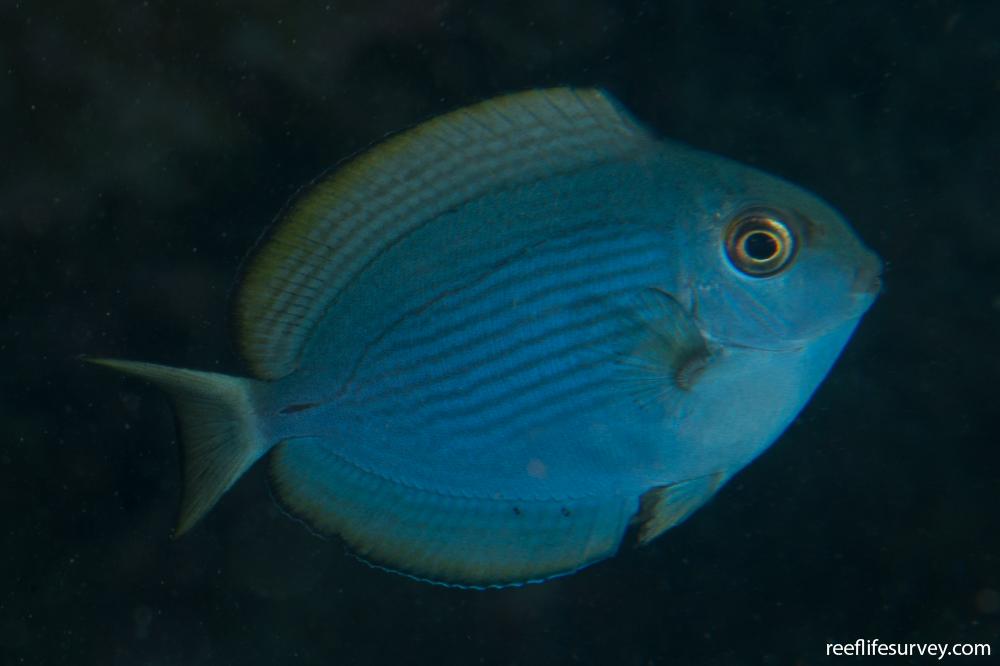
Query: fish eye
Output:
[[724, 210, 796, 277]]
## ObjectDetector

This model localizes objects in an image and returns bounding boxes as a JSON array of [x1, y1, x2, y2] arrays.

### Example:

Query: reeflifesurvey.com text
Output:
[[826, 639, 991, 659]]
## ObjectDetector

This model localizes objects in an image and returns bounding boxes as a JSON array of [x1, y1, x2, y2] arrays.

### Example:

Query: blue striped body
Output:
[[275, 164, 674, 495], [259, 148, 877, 586], [95, 89, 880, 588]]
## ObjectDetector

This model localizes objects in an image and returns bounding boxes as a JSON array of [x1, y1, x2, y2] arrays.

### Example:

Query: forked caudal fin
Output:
[[86, 358, 270, 536]]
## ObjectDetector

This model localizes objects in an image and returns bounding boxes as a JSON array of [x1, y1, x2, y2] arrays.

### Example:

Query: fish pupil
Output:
[[744, 231, 779, 261]]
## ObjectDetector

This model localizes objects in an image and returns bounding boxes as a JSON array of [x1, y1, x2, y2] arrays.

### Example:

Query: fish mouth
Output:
[[850, 252, 884, 297]]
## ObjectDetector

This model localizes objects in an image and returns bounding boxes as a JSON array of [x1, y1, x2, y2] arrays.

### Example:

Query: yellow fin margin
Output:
[[234, 87, 655, 379]]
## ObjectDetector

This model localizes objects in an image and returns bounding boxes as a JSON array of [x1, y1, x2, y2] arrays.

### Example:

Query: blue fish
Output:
[[91, 88, 881, 588]]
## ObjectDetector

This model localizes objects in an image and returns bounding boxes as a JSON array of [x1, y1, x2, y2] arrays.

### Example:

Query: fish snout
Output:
[[850, 251, 884, 297]]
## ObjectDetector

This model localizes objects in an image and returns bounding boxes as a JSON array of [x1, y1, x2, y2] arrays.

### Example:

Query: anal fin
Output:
[[268, 438, 638, 588]]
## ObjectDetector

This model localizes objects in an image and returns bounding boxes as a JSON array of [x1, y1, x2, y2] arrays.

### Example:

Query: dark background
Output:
[[2, 1, 998, 664]]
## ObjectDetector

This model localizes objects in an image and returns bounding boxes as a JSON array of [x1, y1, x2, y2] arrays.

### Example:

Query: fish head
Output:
[[678, 161, 881, 352]]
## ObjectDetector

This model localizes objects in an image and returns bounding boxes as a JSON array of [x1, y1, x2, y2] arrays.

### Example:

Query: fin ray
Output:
[[87, 358, 269, 535], [235, 87, 655, 379], [632, 473, 726, 545], [269, 439, 637, 588], [610, 288, 712, 411]]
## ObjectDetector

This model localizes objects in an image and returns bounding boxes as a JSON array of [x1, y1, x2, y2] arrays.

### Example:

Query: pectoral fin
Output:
[[611, 288, 712, 409]]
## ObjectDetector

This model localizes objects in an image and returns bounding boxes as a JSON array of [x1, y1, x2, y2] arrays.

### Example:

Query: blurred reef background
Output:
[[1, 1, 998, 664]]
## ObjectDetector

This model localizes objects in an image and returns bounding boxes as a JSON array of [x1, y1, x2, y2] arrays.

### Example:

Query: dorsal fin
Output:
[[235, 87, 656, 379]]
